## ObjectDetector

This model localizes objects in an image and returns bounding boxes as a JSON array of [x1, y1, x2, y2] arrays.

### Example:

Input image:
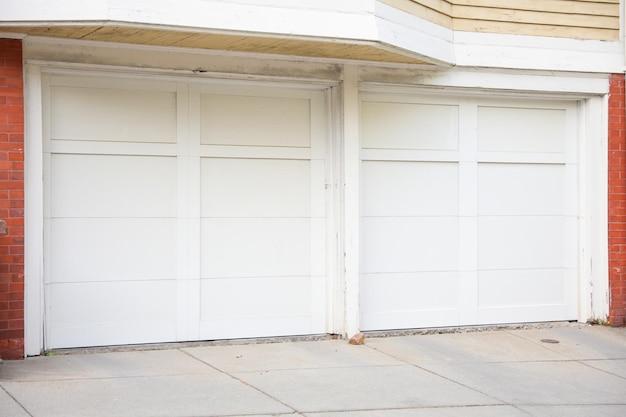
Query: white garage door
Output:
[[43, 74, 329, 348], [360, 92, 578, 330]]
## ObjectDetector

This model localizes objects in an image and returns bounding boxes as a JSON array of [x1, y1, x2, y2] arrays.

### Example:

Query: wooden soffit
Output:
[[0, 23, 433, 65]]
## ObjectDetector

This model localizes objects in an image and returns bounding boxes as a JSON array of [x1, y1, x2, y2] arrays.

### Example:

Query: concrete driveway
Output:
[[1, 324, 625, 417]]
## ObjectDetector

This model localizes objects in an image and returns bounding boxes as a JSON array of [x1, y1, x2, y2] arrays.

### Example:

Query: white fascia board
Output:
[[455, 31, 625, 74], [107, 0, 379, 40], [424, 69, 611, 95], [1, 0, 379, 41], [374, 1, 451, 42], [207, 0, 372, 14], [1, 0, 109, 21], [374, 2, 454, 65], [360, 67, 610, 96]]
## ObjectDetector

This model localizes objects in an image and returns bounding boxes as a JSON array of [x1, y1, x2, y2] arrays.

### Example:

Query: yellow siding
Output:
[[452, 0, 618, 16], [382, 0, 452, 26], [382, 0, 620, 40]]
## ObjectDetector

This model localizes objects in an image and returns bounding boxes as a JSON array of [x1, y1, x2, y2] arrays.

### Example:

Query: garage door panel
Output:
[[43, 76, 329, 348], [362, 311, 459, 331], [200, 277, 312, 319], [361, 161, 458, 217], [199, 318, 318, 340], [50, 154, 177, 218], [478, 106, 566, 153], [200, 94, 310, 147], [201, 158, 311, 218], [361, 101, 458, 150], [362, 272, 458, 314], [199, 316, 317, 340], [478, 216, 574, 270], [361, 218, 458, 273], [199, 276, 320, 338], [50, 85, 177, 143], [47, 219, 177, 283], [478, 163, 566, 216], [196, 87, 327, 340], [477, 305, 573, 325], [201, 219, 324, 278], [361, 302, 459, 331], [46, 281, 177, 349], [478, 269, 569, 308], [361, 95, 578, 330]]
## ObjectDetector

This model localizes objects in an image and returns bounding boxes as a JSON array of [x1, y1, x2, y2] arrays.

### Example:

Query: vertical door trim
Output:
[[580, 96, 610, 321], [326, 85, 344, 335], [175, 82, 202, 342], [342, 65, 361, 338], [457, 101, 479, 325], [24, 64, 44, 356]]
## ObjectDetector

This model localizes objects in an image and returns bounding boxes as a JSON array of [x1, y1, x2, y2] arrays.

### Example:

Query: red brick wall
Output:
[[609, 73, 626, 326], [0, 39, 24, 359]]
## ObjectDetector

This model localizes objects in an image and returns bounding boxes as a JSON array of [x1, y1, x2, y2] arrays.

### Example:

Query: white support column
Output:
[[342, 65, 360, 339], [326, 86, 344, 335], [583, 96, 609, 321], [176, 83, 201, 342], [24, 64, 44, 356]]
